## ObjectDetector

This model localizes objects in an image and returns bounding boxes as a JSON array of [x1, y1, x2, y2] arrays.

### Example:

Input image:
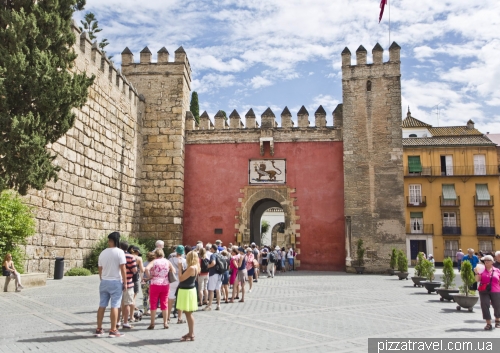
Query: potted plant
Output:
[[436, 257, 459, 301], [388, 248, 397, 275], [396, 250, 409, 280], [451, 261, 479, 312], [411, 252, 426, 287], [420, 258, 441, 293], [354, 239, 365, 274]]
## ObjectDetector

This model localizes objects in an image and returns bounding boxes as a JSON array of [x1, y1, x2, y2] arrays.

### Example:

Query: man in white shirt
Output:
[[95, 232, 127, 338]]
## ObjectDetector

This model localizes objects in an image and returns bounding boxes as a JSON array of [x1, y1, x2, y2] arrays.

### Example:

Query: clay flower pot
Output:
[[436, 288, 460, 302], [452, 294, 479, 312]]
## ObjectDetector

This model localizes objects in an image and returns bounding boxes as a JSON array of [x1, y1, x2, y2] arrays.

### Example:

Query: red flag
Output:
[[379, 0, 387, 23]]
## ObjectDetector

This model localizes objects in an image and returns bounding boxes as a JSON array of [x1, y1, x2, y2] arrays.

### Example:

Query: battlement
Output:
[[70, 20, 139, 107], [341, 42, 401, 81], [187, 105, 342, 131]]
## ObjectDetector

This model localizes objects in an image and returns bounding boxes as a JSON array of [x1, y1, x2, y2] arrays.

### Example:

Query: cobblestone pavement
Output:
[[0, 269, 496, 353]]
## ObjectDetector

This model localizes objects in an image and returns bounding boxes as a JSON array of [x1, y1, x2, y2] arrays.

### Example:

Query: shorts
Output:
[[198, 275, 209, 291], [99, 280, 123, 309], [122, 287, 135, 305], [207, 274, 222, 291], [133, 281, 140, 294], [221, 271, 229, 285], [262, 259, 268, 266], [288, 258, 294, 266], [247, 268, 255, 277], [169, 281, 179, 299], [237, 269, 248, 283]]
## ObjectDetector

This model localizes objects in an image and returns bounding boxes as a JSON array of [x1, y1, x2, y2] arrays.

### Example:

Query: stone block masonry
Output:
[[22, 21, 143, 276], [121, 46, 192, 247]]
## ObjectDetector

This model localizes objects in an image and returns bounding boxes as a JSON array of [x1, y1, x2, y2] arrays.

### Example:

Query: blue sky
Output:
[[77, 0, 500, 131]]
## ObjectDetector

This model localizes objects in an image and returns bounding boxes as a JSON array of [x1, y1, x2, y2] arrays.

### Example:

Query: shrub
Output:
[[84, 235, 149, 274], [414, 252, 425, 277], [65, 267, 92, 276], [356, 239, 365, 267], [441, 257, 456, 289], [390, 248, 397, 270], [420, 259, 435, 281], [459, 261, 476, 296], [397, 250, 408, 272], [0, 191, 36, 273]]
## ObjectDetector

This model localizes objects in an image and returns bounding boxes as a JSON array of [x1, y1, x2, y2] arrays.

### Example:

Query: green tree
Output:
[[390, 248, 397, 270], [0, 0, 94, 195], [397, 250, 408, 272], [260, 220, 270, 245], [356, 239, 365, 267], [441, 257, 456, 289], [0, 191, 36, 273], [79, 12, 111, 58], [459, 261, 476, 296], [190, 91, 200, 124]]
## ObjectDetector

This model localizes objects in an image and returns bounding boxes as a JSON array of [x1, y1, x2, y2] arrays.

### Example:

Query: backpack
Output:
[[269, 251, 276, 263], [201, 258, 210, 273], [214, 253, 228, 274]]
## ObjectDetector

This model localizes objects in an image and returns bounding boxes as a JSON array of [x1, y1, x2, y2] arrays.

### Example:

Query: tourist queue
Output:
[[94, 231, 296, 340]]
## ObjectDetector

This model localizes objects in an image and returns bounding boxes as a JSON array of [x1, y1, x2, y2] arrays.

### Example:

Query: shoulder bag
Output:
[[478, 270, 494, 292], [168, 261, 178, 283]]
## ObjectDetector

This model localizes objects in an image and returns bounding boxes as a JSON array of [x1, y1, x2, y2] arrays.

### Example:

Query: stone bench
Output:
[[1, 273, 47, 292]]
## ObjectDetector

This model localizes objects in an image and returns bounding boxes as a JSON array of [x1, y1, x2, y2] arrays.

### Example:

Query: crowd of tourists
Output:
[[94, 231, 297, 339]]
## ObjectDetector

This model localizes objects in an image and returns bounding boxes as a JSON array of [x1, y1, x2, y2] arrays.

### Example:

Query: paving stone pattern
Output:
[[0, 270, 495, 353]]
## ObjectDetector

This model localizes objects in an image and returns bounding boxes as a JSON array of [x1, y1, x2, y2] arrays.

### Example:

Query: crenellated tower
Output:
[[121, 46, 192, 246], [341, 42, 406, 272]]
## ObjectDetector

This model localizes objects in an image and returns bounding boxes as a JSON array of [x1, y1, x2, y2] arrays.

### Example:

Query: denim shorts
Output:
[[99, 280, 123, 308], [221, 271, 229, 285]]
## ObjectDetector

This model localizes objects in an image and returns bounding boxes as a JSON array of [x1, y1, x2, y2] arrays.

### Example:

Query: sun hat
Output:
[[481, 255, 494, 262], [176, 245, 185, 255], [275, 246, 280, 251]]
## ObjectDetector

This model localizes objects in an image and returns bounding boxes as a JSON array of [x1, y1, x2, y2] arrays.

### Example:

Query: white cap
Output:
[[481, 255, 494, 262]]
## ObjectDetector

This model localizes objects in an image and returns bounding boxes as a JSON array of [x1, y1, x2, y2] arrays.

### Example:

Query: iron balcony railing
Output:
[[442, 226, 461, 235], [407, 196, 426, 207], [477, 227, 496, 236], [406, 165, 500, 177], [440, 196, 460, 207], [474, 196, 494, 207], [406, 224, 434, 235]]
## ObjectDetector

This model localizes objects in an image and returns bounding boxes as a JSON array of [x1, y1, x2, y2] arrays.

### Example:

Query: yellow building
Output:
[[402, 111, 500, 264]]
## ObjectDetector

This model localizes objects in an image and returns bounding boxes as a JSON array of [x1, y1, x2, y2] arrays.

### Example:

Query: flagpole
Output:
[[388, 0, 391, 47]]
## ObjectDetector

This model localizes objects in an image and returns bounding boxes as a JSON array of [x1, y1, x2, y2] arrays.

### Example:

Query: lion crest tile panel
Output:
[[249, 159, 286, 184]]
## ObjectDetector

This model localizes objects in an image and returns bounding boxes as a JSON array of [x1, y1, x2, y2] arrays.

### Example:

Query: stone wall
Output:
[[22, 22, 143, 275], [121, 46, 192, 247], [341, 43, 406, 272]]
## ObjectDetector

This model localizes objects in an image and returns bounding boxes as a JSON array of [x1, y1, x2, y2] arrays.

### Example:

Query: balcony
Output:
[[474, 196, 494, 207], [440, 196, 460, 207], [442, 226, 461, 235], [477, 227, 496, 236], [407, 196, 426, 207], [405, 165, 500, 177], [406, 224, 434, 235]]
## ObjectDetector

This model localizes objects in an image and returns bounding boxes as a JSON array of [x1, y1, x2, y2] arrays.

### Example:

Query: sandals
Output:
[[177, 319, 186, 324], [496, 321, 500, 328], [180, 334, 195, 341], [238, 299, 245, 303], [164, 324, 169, 329], [484, 324, 492, 331], [147, 325, 155, 330]]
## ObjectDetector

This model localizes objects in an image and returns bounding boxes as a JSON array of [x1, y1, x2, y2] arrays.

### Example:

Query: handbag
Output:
[[168, 269, 178, 283], [253, 259, 259, 269], [3, 268, 11, 277], [478, 271, 494, 292]]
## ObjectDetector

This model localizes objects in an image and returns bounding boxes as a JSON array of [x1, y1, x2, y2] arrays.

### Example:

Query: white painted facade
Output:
[[260, 208, 285, 245]]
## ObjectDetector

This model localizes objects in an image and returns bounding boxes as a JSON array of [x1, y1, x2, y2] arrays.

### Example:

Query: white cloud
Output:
[[250, 76, 273, 89]]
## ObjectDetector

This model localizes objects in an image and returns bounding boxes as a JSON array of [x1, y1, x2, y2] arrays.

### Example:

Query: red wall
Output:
[[183, 141, 345, 271]]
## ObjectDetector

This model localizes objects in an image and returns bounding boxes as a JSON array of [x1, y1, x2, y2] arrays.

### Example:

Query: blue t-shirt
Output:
[[208, 254, 218, 276], [462, 255, 479, 269]]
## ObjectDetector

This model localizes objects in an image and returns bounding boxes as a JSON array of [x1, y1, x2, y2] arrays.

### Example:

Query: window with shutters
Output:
[[440, 155, 453, 176], [474, 154, 486, 175], [476, 212, 490, 227], [409, 212, 423, 234], [479, 240, 493, 253], [408, 156, 422, 173], [476, 211, 495, 235], [409, 184, 422, 205], [443, 211, 461, 235], [444, 240, 459, 258]]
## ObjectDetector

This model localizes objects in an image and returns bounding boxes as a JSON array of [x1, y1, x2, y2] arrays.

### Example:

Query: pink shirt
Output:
[[149, 258, 170, 286], [230, 254, 240, 270], [479, 267, 500, 293], [245, 253, 254, 271]]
